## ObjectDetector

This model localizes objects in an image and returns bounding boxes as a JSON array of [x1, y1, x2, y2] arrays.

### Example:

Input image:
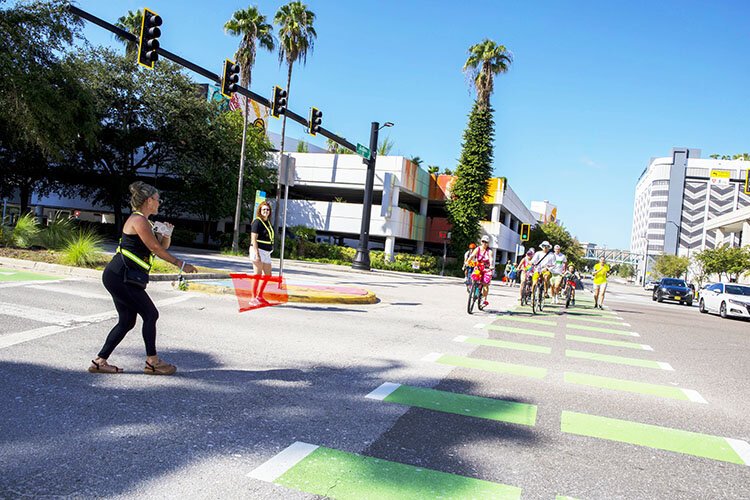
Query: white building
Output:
[[530, 200, 559, 224], [630, 147, 750, 281]]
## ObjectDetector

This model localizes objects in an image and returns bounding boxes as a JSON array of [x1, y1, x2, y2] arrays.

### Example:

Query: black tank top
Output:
[[120, 232, 151, 266]]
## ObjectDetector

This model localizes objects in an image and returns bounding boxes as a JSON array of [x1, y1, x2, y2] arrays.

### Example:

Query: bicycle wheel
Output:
[[536, 282, 545, 312], [565, 285, 572, 308], [477, 285, 485, 311], [467, 282, 478, 314], [531, 284, 538, 315]]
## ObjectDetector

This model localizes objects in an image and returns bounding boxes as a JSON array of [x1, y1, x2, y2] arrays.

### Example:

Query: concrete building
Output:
[[283, 153, 537, 263], [630, 147, 750, 281]]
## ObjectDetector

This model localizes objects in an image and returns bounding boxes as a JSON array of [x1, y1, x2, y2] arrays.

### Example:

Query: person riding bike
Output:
[[549, 244, 568, 304], [468, 235, 493, 307], [462, 243, 476, 286], [517, 248, 535, 302], [561, 263, 581, 306], [531, 241, 555, 299]]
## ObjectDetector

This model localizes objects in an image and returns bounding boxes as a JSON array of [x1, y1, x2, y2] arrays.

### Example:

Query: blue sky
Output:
[[70, 0, 750, 249]]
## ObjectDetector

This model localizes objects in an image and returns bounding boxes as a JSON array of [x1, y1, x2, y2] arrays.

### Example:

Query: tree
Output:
[[652, 254, 690, 279], [273, 1, 316, 230], [462, 39, 512, 110], [427, 165, 440, 174], [378, 135, 394, 155], [296, 141, 309, 153], [113, 9, 142, 59], [0, 0, 96, 213], [694, 245, 750, 282], [326, 137, 352, 154], [618, 263, 634, 279], [409, 156, 423, 167], [225, 6, 275, 252], [527, 221, 584, 269]]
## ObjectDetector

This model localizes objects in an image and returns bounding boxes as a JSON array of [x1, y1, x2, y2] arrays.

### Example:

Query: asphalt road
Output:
[[1, 262, 748, 499]]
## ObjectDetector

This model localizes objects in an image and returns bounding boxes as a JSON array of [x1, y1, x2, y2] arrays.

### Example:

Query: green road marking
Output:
[[566, 316, 628, 326], [458, 335, 551, 354], [561, 411, 748, 465], [566, 323, 637, 336], [273, 445, 524, 499], [497, 315, 556, 326], [485, 324, 555, 338], [564, 372, 709, 402], [566, 349, 672, 370], [433, 353, 547, 379], [556, 496, 580, 500], [0, 269, 59, 282], [372, 383, 538, 426], [566, 334, 648, 350], [565, 310, 614, 318]]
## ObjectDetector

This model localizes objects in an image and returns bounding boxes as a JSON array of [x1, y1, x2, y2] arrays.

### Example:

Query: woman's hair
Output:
[[256, 201, 272, 219], [129, 181, 158, 210]]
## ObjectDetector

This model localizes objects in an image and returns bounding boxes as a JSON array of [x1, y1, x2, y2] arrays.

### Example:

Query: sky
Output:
[[67, 0, 750, 249]]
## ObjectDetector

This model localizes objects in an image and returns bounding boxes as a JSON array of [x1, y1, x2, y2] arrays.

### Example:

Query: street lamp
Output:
[[352, 121, 394, 271]]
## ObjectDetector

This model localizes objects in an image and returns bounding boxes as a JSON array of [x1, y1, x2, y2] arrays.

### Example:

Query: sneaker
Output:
[[144, 358, 177, 375], [483, 300, 489, 307]]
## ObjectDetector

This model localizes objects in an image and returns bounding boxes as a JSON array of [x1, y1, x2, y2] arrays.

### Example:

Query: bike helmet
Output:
[[469, 243, 476, 249], [526, 248, 534, 256]]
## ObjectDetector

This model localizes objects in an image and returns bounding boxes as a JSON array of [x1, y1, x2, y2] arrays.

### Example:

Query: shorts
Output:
[[593, 282, 607, 293], [250, 247, 272, 265], [551, 274, 563, 287], [471, 268, 492, 285]]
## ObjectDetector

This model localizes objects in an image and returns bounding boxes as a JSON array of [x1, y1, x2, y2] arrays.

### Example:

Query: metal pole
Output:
[[352, 122, 379, 271], [279, 154, 291, 276], [231, 97, 249, 253], [441, 239, 447, 276]]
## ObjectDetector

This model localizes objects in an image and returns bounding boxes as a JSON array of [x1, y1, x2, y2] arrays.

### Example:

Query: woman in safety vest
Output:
[[88, 182, 197, 375], [250, 201, 274, 302]]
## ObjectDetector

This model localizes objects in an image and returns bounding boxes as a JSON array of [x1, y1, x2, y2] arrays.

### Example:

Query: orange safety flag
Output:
[[229, 273, 288, 312]]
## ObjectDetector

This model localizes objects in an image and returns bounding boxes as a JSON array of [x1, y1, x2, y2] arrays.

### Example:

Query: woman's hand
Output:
[[182, 263, 198, 273]]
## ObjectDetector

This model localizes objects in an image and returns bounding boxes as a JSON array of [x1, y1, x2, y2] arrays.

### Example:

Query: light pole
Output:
[[352, 121, 394, 271]]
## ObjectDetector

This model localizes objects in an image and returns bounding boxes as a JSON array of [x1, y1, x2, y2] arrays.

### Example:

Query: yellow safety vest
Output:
[[117, 211, 155, 272], [254, 217, 274, 245]]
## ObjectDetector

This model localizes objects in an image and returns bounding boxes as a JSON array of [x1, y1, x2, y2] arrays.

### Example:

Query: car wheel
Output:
[[657, 291, 664, 303], [652, 292, 657, 301], [686, 299, 693, 307], [699, 299, 706, 313], [720, 301, 727, 318]]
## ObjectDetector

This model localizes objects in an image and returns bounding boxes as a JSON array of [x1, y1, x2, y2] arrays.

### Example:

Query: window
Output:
[[725, 285, 750, 296]]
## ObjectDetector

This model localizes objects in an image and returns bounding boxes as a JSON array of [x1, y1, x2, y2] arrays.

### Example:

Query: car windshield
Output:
[[724, 285, 750, 296], [662, 279, 686, 287]]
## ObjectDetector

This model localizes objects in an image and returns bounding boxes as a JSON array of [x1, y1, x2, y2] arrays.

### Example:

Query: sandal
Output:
[[88, 359, 123, 374], [144, 359, 177, 376]]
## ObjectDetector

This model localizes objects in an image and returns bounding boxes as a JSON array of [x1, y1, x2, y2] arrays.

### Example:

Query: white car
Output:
[[644, 280, 659, 291], [698, 283, 750, 319]]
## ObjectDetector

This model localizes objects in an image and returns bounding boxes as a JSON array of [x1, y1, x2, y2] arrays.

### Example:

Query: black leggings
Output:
[[98, 259, 159, 358]]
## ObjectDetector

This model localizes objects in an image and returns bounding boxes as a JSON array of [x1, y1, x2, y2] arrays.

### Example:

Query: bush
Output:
[[60, 230, 105, 267], [38, 216, 75, 250], [10, 213, 41, 248], [218, 231, 250, 250], [170, 228, 197, 246], [0, 225, 13, 247]]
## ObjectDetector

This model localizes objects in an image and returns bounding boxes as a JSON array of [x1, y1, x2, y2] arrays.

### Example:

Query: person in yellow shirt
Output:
[[592, 256, 611, 309]]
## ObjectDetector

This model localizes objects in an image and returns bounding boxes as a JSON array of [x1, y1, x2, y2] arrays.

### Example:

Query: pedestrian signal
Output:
[[271, 86, 288, 118], [138, 8, 162, 69], [221, 59, 240, 98], [520, 223, 531, 242], [308, 107, 323, 136]]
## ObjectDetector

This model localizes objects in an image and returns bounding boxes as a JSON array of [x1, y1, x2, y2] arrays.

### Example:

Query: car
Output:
[[699, 282, 750, 319], [644, 280, 660, 291], [652, 278, 693, 305]]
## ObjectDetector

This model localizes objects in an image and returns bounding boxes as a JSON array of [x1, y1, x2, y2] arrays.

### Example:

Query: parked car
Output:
[[699, 282, 750, 319], [644, 280, 660, 291], [652, 278, 693, 305]]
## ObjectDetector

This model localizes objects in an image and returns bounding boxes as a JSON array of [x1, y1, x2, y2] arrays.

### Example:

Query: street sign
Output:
[[356, 143, 371, 160]]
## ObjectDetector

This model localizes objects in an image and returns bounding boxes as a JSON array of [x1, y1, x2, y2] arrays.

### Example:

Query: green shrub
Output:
[[218, 231, 250, 250], [39, 216, 75, 250], [170, 228, 197, 246], [60, 230, 105, 267], [10, 213, 40, 248], [0, 226, 13, 247]]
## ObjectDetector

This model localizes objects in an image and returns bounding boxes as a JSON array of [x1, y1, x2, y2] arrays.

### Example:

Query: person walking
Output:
[[550, 244, 567, 303], [88, 182, 197, 375], [592, 256, 611, 309], [250, 201, 274, 303]]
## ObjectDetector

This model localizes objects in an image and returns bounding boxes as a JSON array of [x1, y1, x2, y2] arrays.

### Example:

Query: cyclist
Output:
[[462, 243, 476, 286], [468, 235, 493, 307], [561, 263, 581, 306], [531, 241, 555, 299], [550, 244, 567, 304], [517, 248, 534, 302]]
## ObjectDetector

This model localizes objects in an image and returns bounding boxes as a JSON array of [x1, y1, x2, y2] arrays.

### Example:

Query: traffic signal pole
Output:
[[352, 122, 380, 271]]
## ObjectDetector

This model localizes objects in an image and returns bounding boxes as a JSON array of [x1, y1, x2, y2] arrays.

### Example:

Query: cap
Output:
[[480, 235, 490, 243], [541, 240, 551, 248], [554, 244, 561, 250], [526, 249, 534, 256], [469, 243, 476, 249]]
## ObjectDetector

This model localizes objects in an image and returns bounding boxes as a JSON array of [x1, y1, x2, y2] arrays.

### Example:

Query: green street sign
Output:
[[356, 143, 371, 160]]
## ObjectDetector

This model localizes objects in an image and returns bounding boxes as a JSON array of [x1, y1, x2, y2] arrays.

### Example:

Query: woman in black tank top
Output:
[[88, 182, 197, 375]]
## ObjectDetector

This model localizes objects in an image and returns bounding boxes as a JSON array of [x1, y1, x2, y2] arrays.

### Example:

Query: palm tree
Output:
[[427, 165, 440, 174], [224, 7, 275, 252], [462, 39, 513, 109], [409, 156, 423, 167], [273, 0, 316, 230], [114, 10, 142, 59], [377, 136, 394, 156]]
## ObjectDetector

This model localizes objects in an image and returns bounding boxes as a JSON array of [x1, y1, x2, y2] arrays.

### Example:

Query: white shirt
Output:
[[551, 251, 567, 274], [531, 250, 555, 270]]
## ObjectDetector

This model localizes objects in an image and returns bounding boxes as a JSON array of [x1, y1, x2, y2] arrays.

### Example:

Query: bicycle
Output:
[[531, 270, 547, 314], [563, 275, 578, 308], [467, 262, 487, 314], [520, 272, 533, 306]]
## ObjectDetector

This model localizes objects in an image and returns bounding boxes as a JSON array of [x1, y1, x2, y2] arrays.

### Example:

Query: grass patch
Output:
[[60, 230, 106, 267]]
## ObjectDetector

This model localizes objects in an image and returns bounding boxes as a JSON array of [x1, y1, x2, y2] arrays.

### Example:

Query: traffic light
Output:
[[137, 8, 162, 69], [308, 107, 322, 135], [221, 59, 240, 98], [520, 223, 531, 242], [271, 86, 287, 118]]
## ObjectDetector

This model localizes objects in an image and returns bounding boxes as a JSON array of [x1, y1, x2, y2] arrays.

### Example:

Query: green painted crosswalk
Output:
[[561, 411, 750, 465], [565, 334, 651, 351], [482, 324, 555, 338], [564, 372, 707, 403], [456, 335, 551, 354], [366, 382, 538, 425], [566, 349, 673, 370], [250, 442, 523, 499], [566, 323, 638, 337], [565, 316, 629, 326], [0, 269, 59, 281], [496, 315, 557, 326], [424, 353, 547, 379]]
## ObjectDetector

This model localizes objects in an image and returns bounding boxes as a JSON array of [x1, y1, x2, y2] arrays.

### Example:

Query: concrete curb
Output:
[[185, 281, 378, 305]]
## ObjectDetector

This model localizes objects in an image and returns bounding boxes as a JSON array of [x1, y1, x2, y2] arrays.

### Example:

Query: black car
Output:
[[652, 278, 693, 306]]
